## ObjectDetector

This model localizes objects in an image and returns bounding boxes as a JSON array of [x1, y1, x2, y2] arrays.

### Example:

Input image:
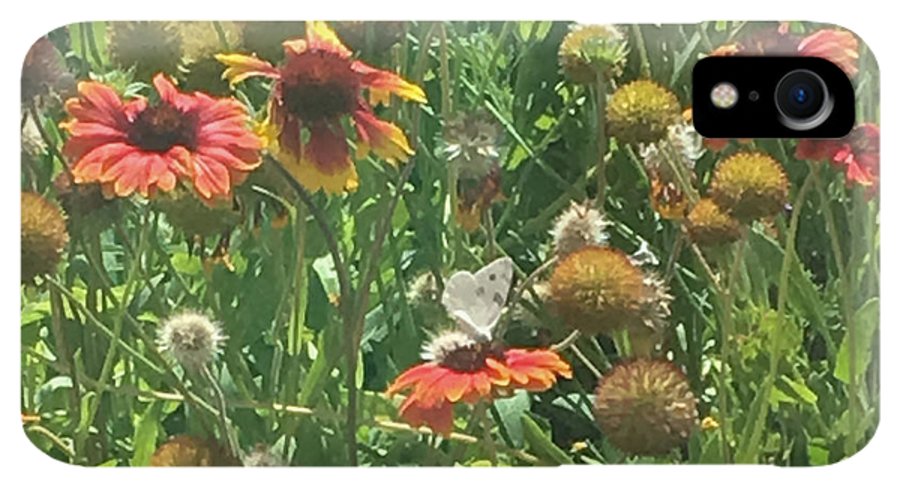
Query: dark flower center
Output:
[[128, 103, 198, 152], [280, 51, 359, 122], [440, 342, 505, 372]]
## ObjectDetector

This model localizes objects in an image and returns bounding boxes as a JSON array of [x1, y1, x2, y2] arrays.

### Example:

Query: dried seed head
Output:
[[157, 311, 226, 370], [558, 24, 629, 84], [686, 198, 742, 247], [21, 192, 69, 283], [594, 359, 698, 456], [710, 151, 789, 221], [551, 202, 609, 257]]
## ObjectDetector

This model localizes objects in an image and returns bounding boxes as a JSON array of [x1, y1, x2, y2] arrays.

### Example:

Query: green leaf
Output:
[[780, 375, 819, 405], [521, 413, 573, 465], [493, 391, 531, 448], [131, 401, 163, 466], [171, 251, 202, 276], [834, 298, 879, 384]]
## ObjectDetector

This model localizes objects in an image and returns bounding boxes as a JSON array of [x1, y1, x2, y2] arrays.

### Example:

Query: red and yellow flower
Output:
[[61, 74, 262, 202], [707, 26, 859, 78], [386, 333, 571, 435], [217, 21, 426, 194], [796, 123, 879, 189]]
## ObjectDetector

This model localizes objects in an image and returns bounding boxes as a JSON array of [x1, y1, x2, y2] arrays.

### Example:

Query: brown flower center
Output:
[[128, 103, 198, 152], [440, 342, 505, 373], [280, 51, 359, 122]]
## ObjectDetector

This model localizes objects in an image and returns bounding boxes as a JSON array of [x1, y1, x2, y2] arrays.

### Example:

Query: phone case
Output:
[[20, 20, 879, 466]]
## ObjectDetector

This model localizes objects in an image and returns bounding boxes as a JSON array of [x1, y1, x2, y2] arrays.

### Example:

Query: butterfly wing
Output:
[[441, 257, 514, 341]]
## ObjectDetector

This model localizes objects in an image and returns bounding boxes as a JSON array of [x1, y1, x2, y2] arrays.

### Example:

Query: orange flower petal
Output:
[[353, 110, 414, 163], [353, 61, 427, 103], [305, 21, 352, 57], [215, 53, 280, 85]]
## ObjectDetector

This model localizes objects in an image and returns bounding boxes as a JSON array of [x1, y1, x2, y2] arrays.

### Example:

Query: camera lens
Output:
[[775, 70, 833, 130]]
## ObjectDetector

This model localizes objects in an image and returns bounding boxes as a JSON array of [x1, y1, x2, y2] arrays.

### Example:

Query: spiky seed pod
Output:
[[157, 311, 226, 370], [155, 189, 241, 238], [551, 201, 609, 257], [548, 246, 671, 337], [607, 80, 681, 146], [149, 435, 240, 466], [686, 199, 742, 247], [21, 192, 69, 283], [441, 111, 503, 181], [22, 36, 75, 104], [558, 24, 629, 84], [53, 172, 118, 235], [239, 21, 305, 62], [710, 151, 789, 221], [178, 21, 243, 96], [594, 359, 698, 456], [108, 21, 182, 81], [242, 444, 284, 467], [332, 21, 407, 54]]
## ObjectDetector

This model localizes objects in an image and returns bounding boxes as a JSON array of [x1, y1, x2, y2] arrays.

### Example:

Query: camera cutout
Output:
[[692, 56, 854, 138]]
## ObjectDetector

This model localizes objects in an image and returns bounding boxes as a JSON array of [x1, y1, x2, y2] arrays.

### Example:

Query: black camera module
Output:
[[775, 69, 833, 130]]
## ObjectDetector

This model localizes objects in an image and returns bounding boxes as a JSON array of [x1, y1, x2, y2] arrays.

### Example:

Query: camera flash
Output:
[[711, 82, 738, 109]]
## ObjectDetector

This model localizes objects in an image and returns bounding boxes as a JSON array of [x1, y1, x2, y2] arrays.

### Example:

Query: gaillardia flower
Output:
[[150, 435, 239, 467], [157, 311, 226, 370], [558, 24, 628, 84], [686, 198, 741, 247], [710, 151, 789, 221], [61, 73, 261, 201], [551, 201, 609, 257], [217, 21, 427, 193], [548, 246, 671, 338], [21, 192, 69, 283], [386, 331, 571, 435], [594, 359, 698, 456], [607, 80, 681, 145], [107, 22, 182, 82], [796, 123, 879, 189]]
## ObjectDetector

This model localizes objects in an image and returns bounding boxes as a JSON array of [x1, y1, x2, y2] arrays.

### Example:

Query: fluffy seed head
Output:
[[594, 359, 698, 456], [107, 21, 182, 81], [441, 111, 503, 181], [710, 151, 789, 221], [548, 246, 671, 337], [157, 311, 226, 370], [21, 192, 69, 283], [558, 24, 628, 84], [607, 80, 681, 145], [551, 201, 609, 257], [686, 198, 742, 247]]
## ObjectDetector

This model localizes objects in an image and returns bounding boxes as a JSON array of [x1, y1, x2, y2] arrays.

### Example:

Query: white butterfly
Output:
[[441, 257, 515, 342]]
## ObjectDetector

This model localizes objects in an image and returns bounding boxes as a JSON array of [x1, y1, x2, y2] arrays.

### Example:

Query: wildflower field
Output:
[[21, 20, 879, 466]]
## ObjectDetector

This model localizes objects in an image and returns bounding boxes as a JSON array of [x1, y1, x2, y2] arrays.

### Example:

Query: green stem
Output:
[[594, 76, 608, 206], [631, 24, 652, 79], [811, 168, 858, 450], [201, 365, 240, 459], [74, 206, 151, 462], [736, 170, 815, 462], [475, 403, 498, 465]]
